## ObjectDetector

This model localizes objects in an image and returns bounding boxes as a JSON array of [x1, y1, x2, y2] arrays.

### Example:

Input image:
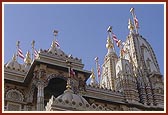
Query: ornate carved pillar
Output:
[[37, 81, 45, 111], [33, 67, 47, 111]]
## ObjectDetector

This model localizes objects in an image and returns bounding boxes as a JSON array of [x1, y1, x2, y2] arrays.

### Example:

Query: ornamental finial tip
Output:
[[130, 7, 134, 13], [53, 30, 58, 36], [107, 26, 112, 33]]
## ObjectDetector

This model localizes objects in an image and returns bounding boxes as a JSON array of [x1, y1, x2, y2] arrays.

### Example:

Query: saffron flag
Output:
[[18, 48, 24, 59], [134, 15, 139, 28]]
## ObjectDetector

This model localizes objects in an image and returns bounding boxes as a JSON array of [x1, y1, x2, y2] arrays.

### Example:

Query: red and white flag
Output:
[[70, 68, 75, 76], [112, 33, 122, 47], [116, 40, 122, 47], [55, 40, 60, 48], [98, 64, 101, 78], [34, 49, 38, 58], [112, 33, 119, 42], [18, 48, 24, 59], [134, 15, 139, 28]]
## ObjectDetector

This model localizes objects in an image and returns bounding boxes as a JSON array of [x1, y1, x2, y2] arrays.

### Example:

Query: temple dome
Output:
[[5, 54, 21, 71], [56, 89, 89, 107]]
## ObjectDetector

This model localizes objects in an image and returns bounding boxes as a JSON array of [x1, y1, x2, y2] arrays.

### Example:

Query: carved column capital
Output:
[[33, 69, 48, 88], [32, 68, 47, 111]]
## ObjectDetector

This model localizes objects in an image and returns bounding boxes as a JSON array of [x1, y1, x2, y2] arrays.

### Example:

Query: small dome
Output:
[[6, 54, 21, 70], [56, 89, 89, 106]]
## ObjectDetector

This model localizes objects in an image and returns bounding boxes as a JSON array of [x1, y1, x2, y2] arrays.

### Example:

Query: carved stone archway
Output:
[[44, 74, 67, 106]]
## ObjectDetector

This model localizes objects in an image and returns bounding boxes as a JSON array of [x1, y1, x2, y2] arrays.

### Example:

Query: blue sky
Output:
[[4, 3, 164, 78]]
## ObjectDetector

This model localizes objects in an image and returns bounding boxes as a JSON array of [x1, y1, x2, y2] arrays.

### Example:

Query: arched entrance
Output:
[[44, 77, 67, 106]]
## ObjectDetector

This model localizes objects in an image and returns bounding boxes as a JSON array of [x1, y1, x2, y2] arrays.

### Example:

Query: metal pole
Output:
[[16, 41, 20, 61], [95, 57, 99, 84], [31, 40, 35, 60], [53, 30, 58, 41], [107, 26, 116, 52]]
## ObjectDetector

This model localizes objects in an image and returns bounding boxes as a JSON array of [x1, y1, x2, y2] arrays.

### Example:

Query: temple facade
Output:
[[4, 9, 164, 111]]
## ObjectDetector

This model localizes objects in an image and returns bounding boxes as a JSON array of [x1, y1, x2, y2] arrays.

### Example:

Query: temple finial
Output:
[[105, 26, 116, 55], [106, 36, 113, 49], [16, 41, 20, 48], [53, 30, 58, 37], [107, 26, 112, 33], [51, 30, 60, 48], [130, 7, 139, 34], [12, 54, 17, 61], [24, 51, 31, 64]]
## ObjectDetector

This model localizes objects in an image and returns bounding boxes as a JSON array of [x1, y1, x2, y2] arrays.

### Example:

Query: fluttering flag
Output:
[[98, 64, 101, 78], [116, 40, 122, 47], [34, 49, 38, 58], [70, 68, 75, 76], [112, 33, 121, 47], [134, 15, 139, 28], [18, 48, 24, 59], [55, 40, 60, 48], [112, 33, 118, 42], [111, 33, 130, 57]]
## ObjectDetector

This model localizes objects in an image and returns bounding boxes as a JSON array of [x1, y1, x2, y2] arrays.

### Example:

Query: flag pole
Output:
[[53, 30, 58, 41], [31, 40, 35, 60], [16, 41, 20, 61], [94, 57, 100, 85], [107, 26, 116, 52], [53, 30, 60, 48], [130, 8, 138, 34], [98, 64, 101, 85]]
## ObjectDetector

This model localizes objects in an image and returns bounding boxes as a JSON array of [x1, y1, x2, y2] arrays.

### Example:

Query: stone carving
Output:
[[6, 89, 24, 102]]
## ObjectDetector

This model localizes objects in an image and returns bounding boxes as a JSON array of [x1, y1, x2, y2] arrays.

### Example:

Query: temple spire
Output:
[[130, 8, 139, 34], [128, 18, 134, 34]]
